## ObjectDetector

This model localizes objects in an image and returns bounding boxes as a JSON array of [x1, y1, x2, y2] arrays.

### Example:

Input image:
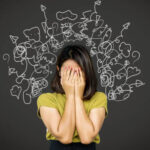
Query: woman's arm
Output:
[[57, 94, 76, 143], [39, 94, 76, 144], [75, 97, 105, 144], [74, 67, 106, 144]]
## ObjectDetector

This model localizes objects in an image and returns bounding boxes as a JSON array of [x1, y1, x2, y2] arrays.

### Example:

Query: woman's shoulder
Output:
[[41, 92, 65, 100], [37, 92, 57, 100], [92, 91, 107, 99], [46, 92, 57, 97], [37, 92, 58, 112]]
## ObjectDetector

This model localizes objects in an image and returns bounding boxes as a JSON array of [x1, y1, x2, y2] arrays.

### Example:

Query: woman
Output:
[[37, 44, 108, 150]]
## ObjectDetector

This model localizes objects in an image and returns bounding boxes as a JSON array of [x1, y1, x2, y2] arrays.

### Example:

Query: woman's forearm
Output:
[[57, 94, 76, 142], [75, 97, 95, 143]]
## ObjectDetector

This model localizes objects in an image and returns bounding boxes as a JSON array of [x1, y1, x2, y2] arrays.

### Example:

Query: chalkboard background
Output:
[[0, 0, 150, 150]]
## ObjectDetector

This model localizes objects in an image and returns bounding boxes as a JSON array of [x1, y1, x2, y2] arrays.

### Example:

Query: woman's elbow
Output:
[[80, 136, 94, 144], [59, 136, 73, 144]]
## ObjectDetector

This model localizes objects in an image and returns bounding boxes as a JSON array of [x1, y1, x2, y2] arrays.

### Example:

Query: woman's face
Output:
[[57, 59, 86, 81]]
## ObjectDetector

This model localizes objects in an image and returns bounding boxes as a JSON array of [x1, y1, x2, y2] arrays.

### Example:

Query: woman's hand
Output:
[[60, 66, 77, 98], [74, 68, 86, 100]]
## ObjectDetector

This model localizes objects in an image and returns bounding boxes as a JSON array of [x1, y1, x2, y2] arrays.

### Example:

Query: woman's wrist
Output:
[[66, 94, 74, 100]]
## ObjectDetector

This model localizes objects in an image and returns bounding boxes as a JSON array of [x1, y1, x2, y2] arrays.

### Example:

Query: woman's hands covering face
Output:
[[60, 66, 77, 98], [60, 66, 86, 99], [74, 68, 86, 99]]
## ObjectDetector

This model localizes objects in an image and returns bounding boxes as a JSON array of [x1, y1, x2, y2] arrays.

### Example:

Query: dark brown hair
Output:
[[50, 44, 98, 101]]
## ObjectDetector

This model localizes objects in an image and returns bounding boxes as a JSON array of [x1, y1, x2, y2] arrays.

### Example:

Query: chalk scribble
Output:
[[2, 0, 145, 104]]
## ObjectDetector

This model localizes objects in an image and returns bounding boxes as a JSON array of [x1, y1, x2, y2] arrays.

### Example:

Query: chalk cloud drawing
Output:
[[2, 0, 145, 104]]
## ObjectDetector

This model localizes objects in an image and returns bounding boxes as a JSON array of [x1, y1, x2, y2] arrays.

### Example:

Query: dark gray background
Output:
[[0, 0, 150, 150]]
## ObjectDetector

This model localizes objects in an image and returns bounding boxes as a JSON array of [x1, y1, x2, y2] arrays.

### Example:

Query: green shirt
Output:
[[37, 91, 108, 144]]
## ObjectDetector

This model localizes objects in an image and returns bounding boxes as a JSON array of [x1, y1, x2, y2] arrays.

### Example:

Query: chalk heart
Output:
[[127, 67, 141, 78], [10, 85, 22, 99]]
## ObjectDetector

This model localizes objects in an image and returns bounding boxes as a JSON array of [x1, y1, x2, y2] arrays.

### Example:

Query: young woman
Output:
[[37, 44, 108, 150]]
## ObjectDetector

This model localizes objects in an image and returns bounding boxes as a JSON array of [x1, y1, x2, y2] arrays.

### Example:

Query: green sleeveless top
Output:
[[37, 91, 108, 144]]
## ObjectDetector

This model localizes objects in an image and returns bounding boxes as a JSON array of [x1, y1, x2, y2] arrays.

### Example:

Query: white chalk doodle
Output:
[[2, 0, 145, 104], [56, 10, 78, 21]]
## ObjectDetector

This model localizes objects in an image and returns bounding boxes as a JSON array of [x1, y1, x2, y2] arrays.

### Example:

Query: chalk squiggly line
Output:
[[2, 0, 145, 104]]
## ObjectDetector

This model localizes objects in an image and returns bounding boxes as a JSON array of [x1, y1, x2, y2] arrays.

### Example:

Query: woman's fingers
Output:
[[69, 67, 75, 81], [68, 67, 78, 83], [73, 70, 77, 83], [74, 68, 80, 83], [67, 66, 74, 81], [77, 68, 80, 82], [63, 66, 83, 83]]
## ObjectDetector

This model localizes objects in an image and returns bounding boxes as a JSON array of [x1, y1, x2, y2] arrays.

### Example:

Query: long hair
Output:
[[50, 44, 98, 101]]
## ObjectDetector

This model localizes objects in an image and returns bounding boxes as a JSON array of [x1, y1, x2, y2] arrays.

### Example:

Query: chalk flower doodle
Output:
[[2, 0, 145, 104]]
